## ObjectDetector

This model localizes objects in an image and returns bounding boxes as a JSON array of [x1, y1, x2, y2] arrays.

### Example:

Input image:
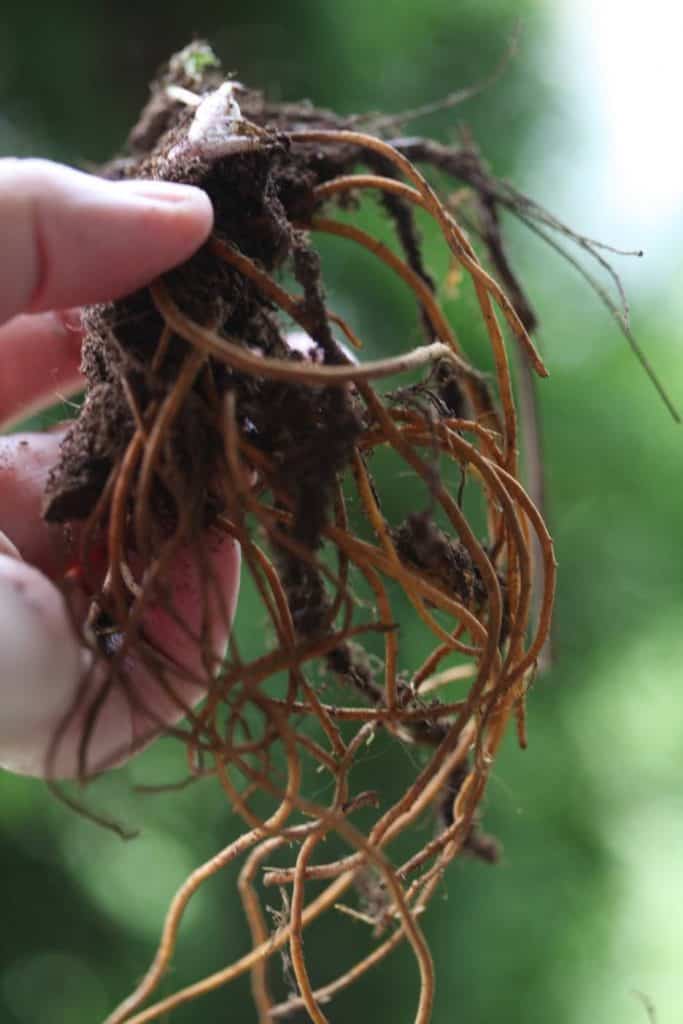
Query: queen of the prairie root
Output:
[[44, 42, 555, 1024]]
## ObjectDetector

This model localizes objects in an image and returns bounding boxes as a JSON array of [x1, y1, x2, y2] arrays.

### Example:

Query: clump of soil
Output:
[[45, 76, 359, 542], [47, 43, 556, 1024]]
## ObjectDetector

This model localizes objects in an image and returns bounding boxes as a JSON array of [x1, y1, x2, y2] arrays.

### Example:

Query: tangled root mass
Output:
[[44, 43, 557, 1024]]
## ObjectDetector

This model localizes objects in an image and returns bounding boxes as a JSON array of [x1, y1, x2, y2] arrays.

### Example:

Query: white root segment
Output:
[[168, 83, 265, 161]]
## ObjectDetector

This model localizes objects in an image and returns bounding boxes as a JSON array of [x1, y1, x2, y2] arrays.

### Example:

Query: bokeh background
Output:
[[1, 1, 682, 1022]]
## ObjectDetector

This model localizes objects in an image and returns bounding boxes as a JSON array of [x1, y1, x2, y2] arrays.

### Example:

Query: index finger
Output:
[[0, 158, 213, 325]]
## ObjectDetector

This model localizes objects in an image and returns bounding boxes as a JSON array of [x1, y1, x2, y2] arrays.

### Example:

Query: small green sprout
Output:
[[178, 42, 220, 83]]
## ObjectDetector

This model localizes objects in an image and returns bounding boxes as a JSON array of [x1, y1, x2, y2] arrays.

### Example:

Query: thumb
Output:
[[0, 551, 86, 776], [0, 527, 241, 779]]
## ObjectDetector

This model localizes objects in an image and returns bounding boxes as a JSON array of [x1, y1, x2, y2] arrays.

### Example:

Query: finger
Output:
[[0, 158, 214, 325], [0, 552, 142, 778], [0, 311, 84, 429], [0, 553, 86, 776], [0, 531, 240, 779], [0, 432, 72, 576]]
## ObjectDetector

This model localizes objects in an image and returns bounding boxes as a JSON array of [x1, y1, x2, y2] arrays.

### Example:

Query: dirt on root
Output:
[[43, 53, 368, 554]]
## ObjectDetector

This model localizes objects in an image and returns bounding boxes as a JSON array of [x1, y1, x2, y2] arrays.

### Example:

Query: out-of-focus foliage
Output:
[[1, 2, 681, 1023]]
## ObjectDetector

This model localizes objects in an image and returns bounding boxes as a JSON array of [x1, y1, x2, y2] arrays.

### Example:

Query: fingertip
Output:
[[180, 185, 214, 245], [190, 186, 215, 239], [118, 179, 214, 253]]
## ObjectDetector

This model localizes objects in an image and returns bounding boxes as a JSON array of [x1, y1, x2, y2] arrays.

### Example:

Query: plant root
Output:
[[41, 43, 558, 1024]]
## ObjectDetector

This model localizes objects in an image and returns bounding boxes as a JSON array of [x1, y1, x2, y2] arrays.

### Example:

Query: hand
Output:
[[0, 159, 240, 778]]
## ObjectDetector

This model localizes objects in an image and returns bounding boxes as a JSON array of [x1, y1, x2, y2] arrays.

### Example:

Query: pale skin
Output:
[[0, 158, 241, 778]]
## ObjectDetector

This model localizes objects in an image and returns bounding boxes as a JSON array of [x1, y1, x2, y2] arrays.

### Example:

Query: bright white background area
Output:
[[545, 0, 683, 286], [534, 3, 683, 1021]]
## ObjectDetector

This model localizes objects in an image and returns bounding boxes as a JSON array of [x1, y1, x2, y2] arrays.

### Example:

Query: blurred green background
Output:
[[1, 1, 682, 1022]]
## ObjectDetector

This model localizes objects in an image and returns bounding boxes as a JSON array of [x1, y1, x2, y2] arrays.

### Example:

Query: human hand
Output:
[[0, 159, 241, 778]]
